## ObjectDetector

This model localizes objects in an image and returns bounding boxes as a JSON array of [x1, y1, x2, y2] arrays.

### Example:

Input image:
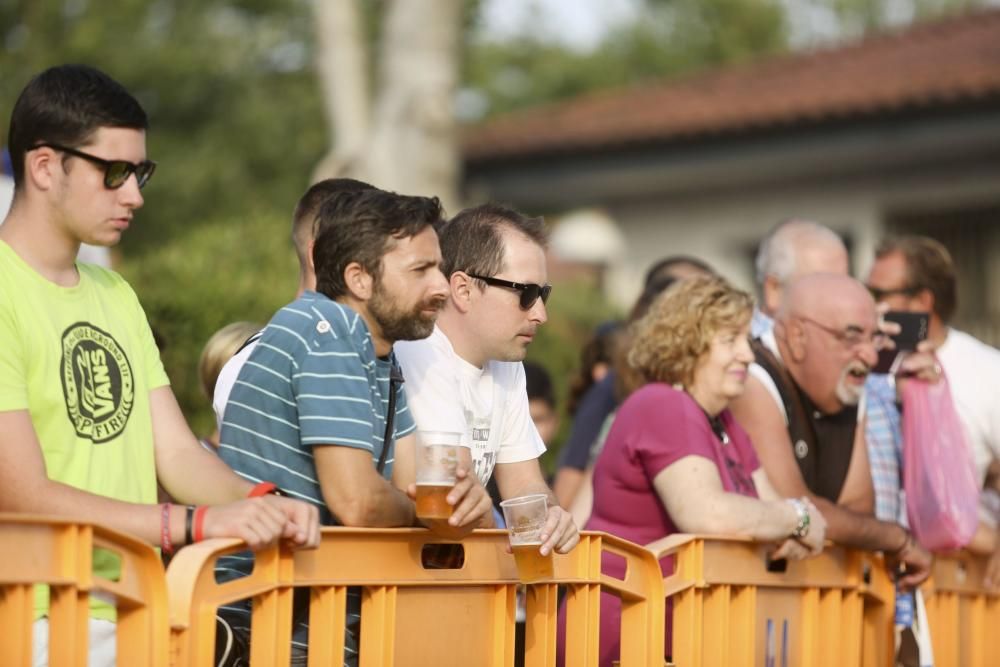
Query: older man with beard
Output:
[[213, 189, 493, 666], [730, 274, 932, 586]]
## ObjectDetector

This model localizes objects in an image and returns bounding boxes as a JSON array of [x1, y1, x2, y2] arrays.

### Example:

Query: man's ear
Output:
[[343, 262, 374, 301], [450, 271, 474, 314], [306, 240, 316, 275], [762, 275, 783, 317], [25, 146, 58, 192], [783, 318, 808, 362]]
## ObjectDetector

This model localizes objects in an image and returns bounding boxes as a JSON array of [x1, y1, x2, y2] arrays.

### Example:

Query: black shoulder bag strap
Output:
[[235, 331, 264, 356], [376, 364, 405, 475]]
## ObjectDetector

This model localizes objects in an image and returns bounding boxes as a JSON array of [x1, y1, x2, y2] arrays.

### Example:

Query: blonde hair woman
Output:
[[197, 321, 260, 449], [558, 276, 827, 666]]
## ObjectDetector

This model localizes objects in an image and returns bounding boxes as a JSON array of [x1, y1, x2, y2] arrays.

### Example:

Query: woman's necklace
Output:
[[702, 410, 730, 446]]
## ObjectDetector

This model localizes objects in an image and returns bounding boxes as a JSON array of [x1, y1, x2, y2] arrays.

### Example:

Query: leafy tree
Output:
[[462, 0, 789, 119]]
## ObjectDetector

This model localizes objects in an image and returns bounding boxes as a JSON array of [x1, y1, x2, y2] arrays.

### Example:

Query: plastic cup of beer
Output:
[[500, 494, 554, 583], [414, 430, 461, 520]]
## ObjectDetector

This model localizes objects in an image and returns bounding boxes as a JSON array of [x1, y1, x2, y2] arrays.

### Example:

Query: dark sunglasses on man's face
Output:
[[34, 142, 156, 189], [467, 273, 552, 310], [866, 284, 920, 302]]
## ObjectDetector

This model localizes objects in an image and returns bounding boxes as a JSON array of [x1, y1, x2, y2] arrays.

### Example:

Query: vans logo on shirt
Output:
[[60, 322, 135, 443]]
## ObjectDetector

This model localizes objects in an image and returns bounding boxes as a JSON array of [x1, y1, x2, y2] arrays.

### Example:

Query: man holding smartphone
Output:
[[867, 236, 1000, 577]]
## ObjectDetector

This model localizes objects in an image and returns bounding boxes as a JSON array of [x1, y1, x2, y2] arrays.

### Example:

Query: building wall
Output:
[[464, 109, 1000, 344]]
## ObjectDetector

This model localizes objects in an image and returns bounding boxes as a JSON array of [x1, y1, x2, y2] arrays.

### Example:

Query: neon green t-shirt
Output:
[[0, 241, 169, 621]]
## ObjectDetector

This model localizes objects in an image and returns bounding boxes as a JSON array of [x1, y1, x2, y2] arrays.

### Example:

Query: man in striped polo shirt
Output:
[[213, 188, 493, 666]]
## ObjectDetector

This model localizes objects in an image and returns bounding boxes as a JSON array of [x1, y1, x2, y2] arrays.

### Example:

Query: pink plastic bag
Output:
[[902, 373, 979, 551]]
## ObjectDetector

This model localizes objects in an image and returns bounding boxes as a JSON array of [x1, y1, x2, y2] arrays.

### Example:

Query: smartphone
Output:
[[872, 311, 929, 374]]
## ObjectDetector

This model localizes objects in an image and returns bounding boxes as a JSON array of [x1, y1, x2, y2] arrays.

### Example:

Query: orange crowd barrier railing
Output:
[[0, 513, 170, 667], [921, 550, 1000, 667], [166, 528, 665, 667], [647, 535, 895, 667]]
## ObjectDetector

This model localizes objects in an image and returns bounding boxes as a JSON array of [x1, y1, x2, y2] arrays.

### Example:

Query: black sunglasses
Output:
[[467, 273, 552, 310], [866, 284, 920, 302], [35, 142, 156, 189]]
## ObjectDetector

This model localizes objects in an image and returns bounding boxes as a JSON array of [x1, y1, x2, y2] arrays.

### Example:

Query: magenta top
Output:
[[560, 382, 761, 666]]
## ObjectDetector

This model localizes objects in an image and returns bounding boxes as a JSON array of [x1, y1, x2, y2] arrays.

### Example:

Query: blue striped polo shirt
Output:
[[217, 290, 415, 523], [214, 291, 414, 660]]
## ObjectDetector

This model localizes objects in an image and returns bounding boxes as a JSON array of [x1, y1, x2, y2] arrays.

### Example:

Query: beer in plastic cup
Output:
[[500, 494, 554, 582], [415, 431, 461, 520]]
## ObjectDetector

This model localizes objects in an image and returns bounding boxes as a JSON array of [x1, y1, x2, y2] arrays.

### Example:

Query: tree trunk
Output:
[[312, 0, 463, 212], [311, 0, 370, 181]]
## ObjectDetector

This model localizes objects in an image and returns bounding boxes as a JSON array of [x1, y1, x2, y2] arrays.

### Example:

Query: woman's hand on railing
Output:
[[771, 498, 827, 559]]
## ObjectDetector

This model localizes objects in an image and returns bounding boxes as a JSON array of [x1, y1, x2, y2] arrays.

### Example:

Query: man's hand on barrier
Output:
[[266, 494, 321, 548], [539, 505, 579, 556], [888, 533, 933, 590], [203, 496, 319, 550]]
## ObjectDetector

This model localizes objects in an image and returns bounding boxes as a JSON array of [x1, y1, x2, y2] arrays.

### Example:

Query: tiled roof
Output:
[[463, 9, 1000, 161]]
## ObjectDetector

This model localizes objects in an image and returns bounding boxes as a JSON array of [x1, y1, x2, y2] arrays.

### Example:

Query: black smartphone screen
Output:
[[872, 311, 930, 374]]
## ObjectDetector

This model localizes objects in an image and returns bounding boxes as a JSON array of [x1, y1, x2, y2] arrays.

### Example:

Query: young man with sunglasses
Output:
[[0, 65, 320, 665], [395, 203, 580, 557]]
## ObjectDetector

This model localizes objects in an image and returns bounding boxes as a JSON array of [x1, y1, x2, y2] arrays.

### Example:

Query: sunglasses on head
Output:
[[467, 273, 552, 310], [34, 142, 156, 189]]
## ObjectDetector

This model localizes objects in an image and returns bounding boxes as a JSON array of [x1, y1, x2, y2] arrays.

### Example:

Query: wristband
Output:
[[184, 505, 195, 546], [160, 503, 174, 555], [248, 481, 278, 498], [786, 497, 811, 539], [193, 505, 208, 543]]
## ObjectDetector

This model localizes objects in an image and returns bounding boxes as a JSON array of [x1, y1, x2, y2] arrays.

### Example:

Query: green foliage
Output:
[[822, 0, 987, 36], [0, 0, 326, 254], [120, 210, 299, 437], [463, 0, 789, 118]]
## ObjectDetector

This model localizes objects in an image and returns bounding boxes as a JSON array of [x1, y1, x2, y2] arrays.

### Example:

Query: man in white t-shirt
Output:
[[867, 236, 1000, 576], [395, 203, 579, 556], [212, 178, 375, 425]]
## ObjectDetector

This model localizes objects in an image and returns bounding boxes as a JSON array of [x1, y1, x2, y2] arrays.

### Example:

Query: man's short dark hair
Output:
[[643, 255, 714, 287], [438, 203, 548, 278], [524, 361, 556, 408], [291, 178, 375, 265], [876, 235, 958, 323], [7, 64, 147, 188], [313, 189, 445, 299]]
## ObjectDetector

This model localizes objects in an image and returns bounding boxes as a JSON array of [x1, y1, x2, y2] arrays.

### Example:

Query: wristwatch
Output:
[[786, 497, 811, 539]]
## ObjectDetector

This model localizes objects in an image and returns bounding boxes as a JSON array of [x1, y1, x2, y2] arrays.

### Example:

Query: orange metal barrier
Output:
[[647, 535, 895, 667], [922, 551, 1000, 667], [166, 528, 665, 667], [0, 513, 170, 667]]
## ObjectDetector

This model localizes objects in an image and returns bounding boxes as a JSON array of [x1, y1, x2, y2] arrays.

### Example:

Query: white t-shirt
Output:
[[937, 328, 1000, 488], [394, 326, 546, 485], [212, 335, 259, 428]]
